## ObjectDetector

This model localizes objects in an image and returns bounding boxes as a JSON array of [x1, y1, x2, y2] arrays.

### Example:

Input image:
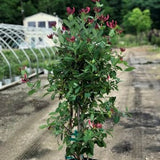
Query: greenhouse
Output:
[[0, 23, 56, 89]]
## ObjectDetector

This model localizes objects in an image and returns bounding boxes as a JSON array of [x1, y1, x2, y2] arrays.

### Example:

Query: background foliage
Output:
[[0, 0, 159, 29]]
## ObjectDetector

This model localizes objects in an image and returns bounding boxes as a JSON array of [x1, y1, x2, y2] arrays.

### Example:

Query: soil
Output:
[[0, 45, 160, 160]]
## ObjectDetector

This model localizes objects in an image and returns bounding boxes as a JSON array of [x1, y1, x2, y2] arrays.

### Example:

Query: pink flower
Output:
[[70, 36, 75, 42], [106, 20, 117, 29], [93, 7, 101, 13], [66, 37, 70, 42], [120, 48, 126, 52], [108, 41, 112, 45], [95, 123, 102, 129], [116, 29, 123, 34], [88, 120, 93, 128], [98, 14, 109, 22], [67, 7, 75, 15], [88, 18, 94, 24], [95, 23, 99, 29], [88, 120, 102, 129], [47, 34, 53, 39], [50, 21, 56, 27], [62, 26, 66, 31], [107, 75, 110, 80], [48, 126, 51, 130], [80, 7, 90, 14], [92, 0, 100, 2], [66, 36, 75, 42], [85, 7, 90, 13], [21, 73, 29, 83], [119, 56, 123, 61], [110, 108, 114, 113]]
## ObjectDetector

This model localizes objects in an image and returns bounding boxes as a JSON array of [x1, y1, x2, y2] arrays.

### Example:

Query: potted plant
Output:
[[22, 0, 134, 159], [3, 65, 12, 85], [12, 64, 21, 81], [0, 67, 4, 87], [21, 60, 32, 74]]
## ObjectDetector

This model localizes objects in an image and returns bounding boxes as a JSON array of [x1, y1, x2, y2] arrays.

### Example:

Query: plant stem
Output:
[[69, 104, 73, 129], [77, 104, 81, 132]]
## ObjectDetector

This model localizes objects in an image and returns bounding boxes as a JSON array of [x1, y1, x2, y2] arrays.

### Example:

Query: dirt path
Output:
[[0, 46, 160, 160]]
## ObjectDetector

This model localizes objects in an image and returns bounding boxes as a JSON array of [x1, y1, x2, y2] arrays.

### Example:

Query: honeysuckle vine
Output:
[[21, 0, 134, 160]]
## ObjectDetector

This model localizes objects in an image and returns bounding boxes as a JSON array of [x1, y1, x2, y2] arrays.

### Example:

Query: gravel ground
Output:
[[0, 46, 160, 160]]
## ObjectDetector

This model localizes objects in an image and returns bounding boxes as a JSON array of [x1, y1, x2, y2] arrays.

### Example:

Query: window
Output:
[[48, 21, 56, 28], [38, 21, 46, 28], [31, 37, 35, 42], [38, 37, 43, 42], [31, 37, 35, 48], [28, 21, 36, 27]]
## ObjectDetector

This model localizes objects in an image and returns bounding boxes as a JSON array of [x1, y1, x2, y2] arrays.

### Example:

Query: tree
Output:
[[128, 0, 160, 29], [22, 1, 133, 159], [0, 0, 21, 24], [23, 1, 37, 18], [122, 8, 152, 34]]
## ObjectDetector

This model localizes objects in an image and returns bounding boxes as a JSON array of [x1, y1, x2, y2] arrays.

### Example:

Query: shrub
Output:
[[22, 0, 134, 159]]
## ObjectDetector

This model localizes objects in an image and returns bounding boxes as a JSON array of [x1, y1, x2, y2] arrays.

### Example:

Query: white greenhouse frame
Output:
[[0, 23, 56, 89]]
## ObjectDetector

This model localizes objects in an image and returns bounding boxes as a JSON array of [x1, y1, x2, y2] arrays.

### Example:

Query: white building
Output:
[[23, 12, 62, 48], [23, 12, 62, 29]]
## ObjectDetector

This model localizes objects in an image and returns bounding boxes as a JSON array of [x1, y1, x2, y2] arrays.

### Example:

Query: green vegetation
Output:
[[0, 48, 52, 80], [0, 0, 159, 29], [122, 8, 152, 34]]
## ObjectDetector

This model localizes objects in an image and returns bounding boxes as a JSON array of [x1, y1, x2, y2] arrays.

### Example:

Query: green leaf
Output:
[[63, 19, 71, 28], [109, 29, 115, 37], [42, 92, 50, 97], [49, 112, 57, 115], [113, 115, 120, 123], [58, 145, 64, 150], [59, 35, 64, 43], [64, 56, 74, 62], [90, 114, 94, 121], [96, 2, 103, 7], [36, 80, 41, 89], [83, 130, 93, 142], [116, 66, 123, 71], [27, 82, 33, 88], [21, 70, 27, 76], [111, 57, 119, 66], [68, 14, 73, 21], [125, 67, 135, 71], [28, 89, 36, 95], [109, 97, 116, 103], [54, 39, 58, 44], [51, 93, 56, 100], [75, 86, 81, 94], [85, 93, 91, 98], [39, 124, 48, 129], [96, 140, 106, 147]]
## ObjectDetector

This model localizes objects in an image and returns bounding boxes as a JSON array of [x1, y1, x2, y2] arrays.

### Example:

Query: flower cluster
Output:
[[66, 36, 76, 42], [21, 73, 29, 83], [106, 20, 117, 29], [98, 14, 109, 23], [80, 7, 90, 14], [21, 67, 29, 83], [93, 7, 101, 13], [67, 7, 75, 14], [92, 0, 100, 2], [88, 120, 102, 129]]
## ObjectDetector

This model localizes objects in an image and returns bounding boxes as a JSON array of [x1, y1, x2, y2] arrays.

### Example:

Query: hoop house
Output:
[[0, 23, 56, 88]]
